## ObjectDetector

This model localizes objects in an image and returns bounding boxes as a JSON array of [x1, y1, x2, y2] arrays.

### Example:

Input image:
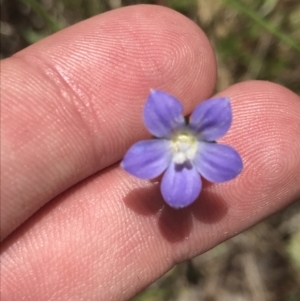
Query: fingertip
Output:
[[216, 80, 300, 205], [1, 4, 217, 239]]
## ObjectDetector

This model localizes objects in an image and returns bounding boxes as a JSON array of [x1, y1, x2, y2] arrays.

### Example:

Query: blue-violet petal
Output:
[[190, 97, 232, 141], [143, 89, 185, 138], [121, 139, 172, 179], [194, 142, 243, 183], [161, 162, 202, 208]]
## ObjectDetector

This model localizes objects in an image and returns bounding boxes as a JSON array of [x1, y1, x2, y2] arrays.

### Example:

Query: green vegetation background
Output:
[[1, 1, 300, 300]]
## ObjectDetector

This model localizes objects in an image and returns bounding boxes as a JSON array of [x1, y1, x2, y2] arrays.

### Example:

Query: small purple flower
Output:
[[121, 90, 243, 209]]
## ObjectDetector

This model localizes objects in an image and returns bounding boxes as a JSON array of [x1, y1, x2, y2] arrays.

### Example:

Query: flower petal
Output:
[[143, 90, 185, 138], [190, 97, 232, 141], [161, 162, 202, 208], [194, 142, 243, 183], [121, 139, 172, 179]]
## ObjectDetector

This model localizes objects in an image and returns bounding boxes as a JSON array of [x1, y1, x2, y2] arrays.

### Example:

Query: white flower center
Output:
[[171, 132, 197, 164]]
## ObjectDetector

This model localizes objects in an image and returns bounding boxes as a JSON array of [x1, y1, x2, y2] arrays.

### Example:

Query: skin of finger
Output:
[[0, 5, 217, 240], [1, 81, 300, 301]]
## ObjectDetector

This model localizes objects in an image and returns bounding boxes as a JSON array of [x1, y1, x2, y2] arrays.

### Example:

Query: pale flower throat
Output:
[[171, 132, 197, 164]]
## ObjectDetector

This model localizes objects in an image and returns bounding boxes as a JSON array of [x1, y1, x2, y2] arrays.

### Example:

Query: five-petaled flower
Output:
[[121, 90, 243, 208]]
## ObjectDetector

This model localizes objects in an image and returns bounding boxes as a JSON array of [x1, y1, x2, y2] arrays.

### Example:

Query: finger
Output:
[[1, 81, 299, 301], [0, 5, 216, 240]]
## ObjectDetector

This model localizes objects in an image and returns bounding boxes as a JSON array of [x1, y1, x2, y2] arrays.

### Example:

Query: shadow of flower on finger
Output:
[[123, 180, 228, 243]]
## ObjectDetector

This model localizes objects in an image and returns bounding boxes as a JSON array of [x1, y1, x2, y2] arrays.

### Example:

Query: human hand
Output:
[[1, 5, 300, 301]]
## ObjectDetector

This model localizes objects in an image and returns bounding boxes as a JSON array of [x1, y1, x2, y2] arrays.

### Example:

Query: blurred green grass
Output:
[[1, 1, 300, 300]]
